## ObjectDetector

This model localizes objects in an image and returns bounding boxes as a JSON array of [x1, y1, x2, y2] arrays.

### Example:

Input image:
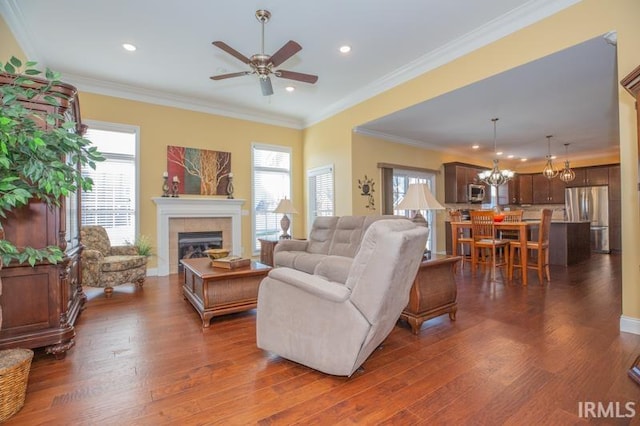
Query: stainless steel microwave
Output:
[[468, 184, 485, 203]]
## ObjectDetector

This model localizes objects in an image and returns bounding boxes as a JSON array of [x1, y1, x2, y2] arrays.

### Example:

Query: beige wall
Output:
[[78, 92, 304, 266]]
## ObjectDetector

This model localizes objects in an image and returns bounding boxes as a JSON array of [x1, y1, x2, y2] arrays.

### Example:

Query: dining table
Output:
[[450, 220, 540, 286]]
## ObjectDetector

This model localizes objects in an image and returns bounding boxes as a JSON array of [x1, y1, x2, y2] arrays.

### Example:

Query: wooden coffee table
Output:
[[181, 258, 271, 328]]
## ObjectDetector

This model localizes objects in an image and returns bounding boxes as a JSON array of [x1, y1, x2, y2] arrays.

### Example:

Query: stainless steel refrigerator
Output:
[[565, 186, 610, 253]]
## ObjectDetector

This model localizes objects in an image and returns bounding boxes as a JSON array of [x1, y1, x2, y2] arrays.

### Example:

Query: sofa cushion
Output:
[[314, 255, 353, 284], [327, 216, 367, 257], [306, 216, 339, 254], [101, 255, 147, 272], [292, 253, 328, 275]]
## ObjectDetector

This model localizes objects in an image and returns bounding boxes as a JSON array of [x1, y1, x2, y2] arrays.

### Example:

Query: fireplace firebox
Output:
[[178, 231, 223, 270]]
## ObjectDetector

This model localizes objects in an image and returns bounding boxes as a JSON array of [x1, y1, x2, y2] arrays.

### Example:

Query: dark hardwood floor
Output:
[[6, 253, 640, 425]]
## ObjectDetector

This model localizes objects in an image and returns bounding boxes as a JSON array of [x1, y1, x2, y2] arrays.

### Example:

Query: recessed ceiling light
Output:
[[285, 86, 295, 92], [472, 144, 480, 150], [496, 151, 503, 156], [122, 43, 137, 52], [520, 158, 528, 162], [339, 45, 351, 54], [507, 154, 514, 159], [551, 155, 557, 160]]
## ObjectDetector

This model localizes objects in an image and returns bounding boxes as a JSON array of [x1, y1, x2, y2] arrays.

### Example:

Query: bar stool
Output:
[[470, 210, 510, 275], [449, 211, 472, 270], [508, 209, 552, 283]]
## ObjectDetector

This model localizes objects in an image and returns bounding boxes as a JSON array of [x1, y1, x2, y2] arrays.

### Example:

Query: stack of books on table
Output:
[[211, 256, 251, 269]]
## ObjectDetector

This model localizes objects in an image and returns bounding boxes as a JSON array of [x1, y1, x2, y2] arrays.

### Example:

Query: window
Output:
[[81, 123, 138, 245], [393, 170, 437, 251], [307, 165, 334, 230], [252, 144, 292, 253]]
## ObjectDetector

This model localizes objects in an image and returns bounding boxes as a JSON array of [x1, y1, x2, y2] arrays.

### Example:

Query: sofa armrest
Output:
[[274, 239, 308, 254], [83, 249, 104, 262], [110, 245, 138, 256], [267, 268, 350, 303]]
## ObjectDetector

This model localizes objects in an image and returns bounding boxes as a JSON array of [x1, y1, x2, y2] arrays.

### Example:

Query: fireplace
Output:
[[178, 231, 223, 270], [152, 197, 244, 276]]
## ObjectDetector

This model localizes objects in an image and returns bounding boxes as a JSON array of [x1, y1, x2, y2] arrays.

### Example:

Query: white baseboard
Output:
[[146, 267, 158, 277], [620, 315, 640, 335]]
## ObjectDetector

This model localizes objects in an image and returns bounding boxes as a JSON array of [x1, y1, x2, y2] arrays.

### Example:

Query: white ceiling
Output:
[[1, 0, 618, 165]]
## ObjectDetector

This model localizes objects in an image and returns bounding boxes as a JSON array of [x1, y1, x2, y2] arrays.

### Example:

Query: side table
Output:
[[400, 255, 461, 335], [258, 238, 279, 267]]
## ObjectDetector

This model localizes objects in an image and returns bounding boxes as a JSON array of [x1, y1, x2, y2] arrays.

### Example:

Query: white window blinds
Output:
[[308, 165, 334, 230], [252, 144, 292, 253], [81, 126, 137, 245]]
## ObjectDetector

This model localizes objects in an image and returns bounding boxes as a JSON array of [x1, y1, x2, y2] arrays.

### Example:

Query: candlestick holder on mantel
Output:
[[171, 176, 180, 198], [226, 173, 234, 199], [162, 173, 170, 197]]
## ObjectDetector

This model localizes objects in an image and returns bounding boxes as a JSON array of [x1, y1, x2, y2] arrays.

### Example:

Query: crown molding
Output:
[[304, 0, 582, 127], [62, 73, 303, 129]]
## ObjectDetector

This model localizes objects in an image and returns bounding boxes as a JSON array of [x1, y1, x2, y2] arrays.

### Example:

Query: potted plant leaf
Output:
[[0, 57, 104, 329]]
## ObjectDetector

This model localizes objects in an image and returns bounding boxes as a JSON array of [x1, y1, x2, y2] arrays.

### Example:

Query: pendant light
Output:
[[478, 118, 514, 187], [542, 135, 558, 179], [558, 142, 576, 182]]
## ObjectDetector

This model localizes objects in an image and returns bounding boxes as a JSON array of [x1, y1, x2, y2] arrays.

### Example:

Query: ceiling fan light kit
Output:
[[210, 9, 318, 96]]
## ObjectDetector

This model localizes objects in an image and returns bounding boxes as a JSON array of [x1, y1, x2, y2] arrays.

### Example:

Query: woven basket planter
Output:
[[0, 348, 34, 422]]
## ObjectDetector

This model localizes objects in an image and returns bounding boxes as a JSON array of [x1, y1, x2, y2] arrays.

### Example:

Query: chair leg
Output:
[[536, 249, 544, 283], [104, 287, 114, 298], [544, 248, 551, 281], [136, 277, 145, 287]]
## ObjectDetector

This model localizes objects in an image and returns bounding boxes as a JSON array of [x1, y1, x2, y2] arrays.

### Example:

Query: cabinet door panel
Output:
[[549, 178, 566, 204], [532, 174, 550, 204], [586, 167, 609, 186], [518, 175, 533, 204]]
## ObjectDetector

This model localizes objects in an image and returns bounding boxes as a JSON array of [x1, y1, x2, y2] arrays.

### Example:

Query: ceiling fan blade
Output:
[[276, 69, 318, 84], [269, 40, 302, 68], [260, 76, 273, 96], [210, 71, 251, 80], [212, 41, 251, 64]]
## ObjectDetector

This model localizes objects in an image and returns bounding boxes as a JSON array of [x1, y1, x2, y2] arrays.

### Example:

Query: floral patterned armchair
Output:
[[80, 226, 147, 298]]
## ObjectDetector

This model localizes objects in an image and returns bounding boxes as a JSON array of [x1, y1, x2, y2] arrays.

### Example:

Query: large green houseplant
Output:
[[0, 57, 103, 328]]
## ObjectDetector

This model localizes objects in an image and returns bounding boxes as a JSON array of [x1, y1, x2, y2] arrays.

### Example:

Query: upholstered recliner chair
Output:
[[80, 226, 147, 298], [257, 219, 428, 376]]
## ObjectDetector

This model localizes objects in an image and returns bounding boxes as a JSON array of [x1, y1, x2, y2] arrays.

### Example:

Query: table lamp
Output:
[[396, 183, 445, 258], [274, 197, 298, 239]]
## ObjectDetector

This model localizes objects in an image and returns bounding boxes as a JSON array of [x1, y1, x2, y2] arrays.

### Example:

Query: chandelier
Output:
[[558, 142, 576, 182], [478, 118, 514, 187], [542, 135, 558, 179]]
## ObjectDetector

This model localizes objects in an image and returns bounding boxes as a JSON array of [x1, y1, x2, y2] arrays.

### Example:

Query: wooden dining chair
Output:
[[469, 210, 510, 275], [499, 209, 524, 240], [449, 210, 472, 270], [508, 208, 553, 283]]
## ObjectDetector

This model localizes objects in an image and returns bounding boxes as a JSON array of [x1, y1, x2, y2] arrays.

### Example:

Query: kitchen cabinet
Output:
[[516, 174, 533, 204], [566, 166, 610, 187], [532, 174, 565, 204], [444, 162, 489, 203]]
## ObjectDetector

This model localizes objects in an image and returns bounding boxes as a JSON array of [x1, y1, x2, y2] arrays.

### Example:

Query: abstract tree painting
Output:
[[167, 145, 231, 195]]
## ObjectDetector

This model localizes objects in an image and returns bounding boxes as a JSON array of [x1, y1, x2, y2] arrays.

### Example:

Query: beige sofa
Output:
[[273, 215, 400, 284], [257, 219, 428, 376]]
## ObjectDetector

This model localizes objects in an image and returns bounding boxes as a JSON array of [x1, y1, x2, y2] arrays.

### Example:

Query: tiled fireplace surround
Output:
[[152, 197, 244, 276]]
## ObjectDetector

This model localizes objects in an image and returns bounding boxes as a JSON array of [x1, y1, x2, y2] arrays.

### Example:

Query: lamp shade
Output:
[[396, 183, 445, 211], [274, 197, 298, 214]]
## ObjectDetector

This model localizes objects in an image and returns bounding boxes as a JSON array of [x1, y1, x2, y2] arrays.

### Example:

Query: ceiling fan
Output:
[[210, 9, 319, 96]]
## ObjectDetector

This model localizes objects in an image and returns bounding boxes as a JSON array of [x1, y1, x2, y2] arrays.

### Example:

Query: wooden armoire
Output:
[[0, 75, 85, 359]]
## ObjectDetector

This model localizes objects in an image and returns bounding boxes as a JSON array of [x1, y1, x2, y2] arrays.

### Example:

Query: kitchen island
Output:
[[445, 220, 590, 266]]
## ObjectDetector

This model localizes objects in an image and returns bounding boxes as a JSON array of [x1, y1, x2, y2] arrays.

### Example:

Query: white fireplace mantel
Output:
[[152, 197, 244, 276]]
